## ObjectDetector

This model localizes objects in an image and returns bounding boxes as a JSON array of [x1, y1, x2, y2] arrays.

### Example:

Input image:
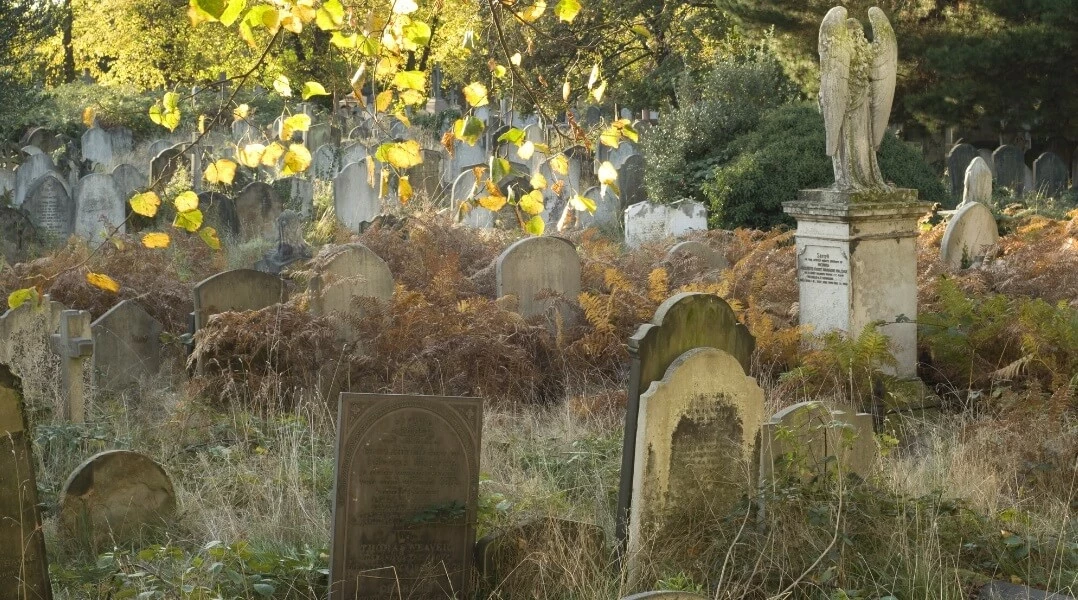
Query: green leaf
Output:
[[490, 156, 510, 183], [199, 227, 221, 250], [162, 91, 180, 110], [525, 215, 545, 235], [220, 0, 246, 25], [554, 0, 581, 22], [193, 0, 227, 19], [402, 20, 432, 48], [252, 582, 275, 596], [7, 288, 38, 310], [454, 117, 485, 146], [622, 123, 639, 143], [174, 209, 204, 233], [497, 127, 526, 145], [301, 81, 329, 100], [316, 0, 344, 30], [393, 70, 426, 92]]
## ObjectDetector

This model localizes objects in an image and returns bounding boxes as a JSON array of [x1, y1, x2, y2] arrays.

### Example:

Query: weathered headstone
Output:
[[618, 153, 647, 209], [307, 123, 338, 151], [150, 144, 187, 192], [111, 163, 146, 203], [59, 450, 176, 549], [759, 401, 875, 491], [626, 347, 764, 577], [940, 201, 999, 269], [234, 181, 284, 241], [193, 269, 287, 333], [330, 393, 482, 600], [21, 126, 62, 154], [339, 143, 369, 171], [495, 237, 581, 319], [81, 127, 114, 166], [145, 139, 173, 163], [273, 176, 315, 217], [946, 143, 978, 197], [962, 156, 993, 206], [312, 144, 339, 180], [624, 200, 707, 249], [254, 210, 311, 274], [411, 149, 444, 201], [50, 309, 93, 422], [992, 145, 1025, 193], [74, 173, 125, 243], [232, 118, 257, 143], [664, 240, 728, 276], [14, 152, 56, 207], [197, 191, 240, 238], [615, 293, 755, 550], [334, 161, 380, 231], [109, 127, 134, 156], [309, 244, 394, 342], [1033, 152, 1068, 197], [0, 206, 42, 265], [24, 172, 75, 239], [91, 300, 163, 391], [0, 365, 52, 599]]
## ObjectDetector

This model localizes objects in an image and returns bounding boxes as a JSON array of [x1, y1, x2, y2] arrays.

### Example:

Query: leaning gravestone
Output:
[[309, 244, 394, 341], [24, 172, 75, 238], [74, 173, 125, 243], [330, 393, 482, 600], [91, 300, 164, 391], [946, 143, 978, 197], [626, 347, 764, 579], [495, 237, 581, 319], [0, 206, 42, 265], [992, 145, 1025, 194], [150, 144, 187, 192], [962, 156, 993, 206], [81, 126, 114, 166], [234, 181, 284, 241], [940, 201, 999, 269], [111, 163, 146, 202], [615, 293, 755, 550], [759, 401, 875, 491], [334, 161, 380, 231], [59, 450, 176, 550], [192, 269, 287, 332], [1033, 152, 1068, 197], [0, 365, 52, 599], [14, 151, 56, 207]]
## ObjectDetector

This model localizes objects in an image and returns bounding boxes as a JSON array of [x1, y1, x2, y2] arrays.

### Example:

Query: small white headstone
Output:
[[940, 201, 999, 269], [624, 200, 707, 249]]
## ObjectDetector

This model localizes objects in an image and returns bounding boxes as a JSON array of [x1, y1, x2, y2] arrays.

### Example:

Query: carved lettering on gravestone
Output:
[[797, 245, 849, 287], [330, 393, 482, 600], [24, 173, 74, 238], [0, 365, 52, 600]]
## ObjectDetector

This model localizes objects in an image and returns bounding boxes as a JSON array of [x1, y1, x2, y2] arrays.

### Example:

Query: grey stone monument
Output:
[[946, 143, 978, 197], [91, 299, 164, 391], [1033, 151, 1068, 197]]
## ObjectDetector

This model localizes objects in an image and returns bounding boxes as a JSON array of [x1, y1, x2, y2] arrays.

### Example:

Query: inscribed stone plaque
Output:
[[615, 293, 755, 550], [24, 172, 75, 238], [91, 299, 164, 391], [495, 237, 581, 319], [0, 365, 52, 600], [330, 393, 482, 600], [59, 450, 176, 550], [626, 347, 763, 579], [193, 269, 286, 331], [940, 201, 999, 269]]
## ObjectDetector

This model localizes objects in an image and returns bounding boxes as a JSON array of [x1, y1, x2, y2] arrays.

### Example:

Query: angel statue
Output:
[[819, 6, 897, 191]]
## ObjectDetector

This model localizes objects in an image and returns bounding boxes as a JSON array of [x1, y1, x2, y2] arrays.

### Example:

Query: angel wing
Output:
[[868, 7, 897, 150], [819, 7, 851, 158]]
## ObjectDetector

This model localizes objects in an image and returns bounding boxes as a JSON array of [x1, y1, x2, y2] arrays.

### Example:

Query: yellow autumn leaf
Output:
[[525, 215, 545, 235], [141, 232, 171, 248], [261, 142, 286, 167], [280, 113, 311, 141], [174, 190, 199, 212], [463, 82, 489, 107], [82, 106, 96, 127], [281, 12, 302, 33], [200, 227, 222, 250], [238, 143, 265, 168], [129, 191, 161, 218], [478, 195, 507, 212], [376, 90, 394, 112], [550, 154, 569, 176], [519, 189, 545, 215], [174, 209, 204, 233], [554, 0, 581, 22], [530, 172, 547, 190], [399, 176, 413, 204], [519, 0, 546, 22], [273, 74, 292, 97], [592, 80, 607, 102], [597, 160, 618, 185], [375, 140, 423, 169], [7, 288, 38, 310], [281, 143, 312, 175], [86, 272, 120, 293], [570, 194, 597, 214], [233, 103, 250, 120], [204, 159, 238, 185]]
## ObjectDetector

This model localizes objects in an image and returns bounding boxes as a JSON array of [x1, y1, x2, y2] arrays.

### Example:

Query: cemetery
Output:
[[0, 1, 1076, 599]]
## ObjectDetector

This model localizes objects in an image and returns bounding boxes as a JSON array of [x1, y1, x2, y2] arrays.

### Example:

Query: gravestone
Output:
[[626, 347, 764, 578], [59, 450, 176, 550], [81, 127, 114, 166], [254, 210, 311, 274], [608, 141, 639, 169], [411, 149, 444, 200], [624, 200, 707, 249], [310, 244, 394, 341], [615, 293, 755, 550], [962, 157, 993, 206], [475, 518, 605, 594], [234, 181, 284, 241], [759, 401, 876, 491], [451, 168, 495, 227], [978, 149, 996, 176], [21, 126, 62, 154], [197, 191, 240, 238], [992, 145, 1025, 193], [448, 140, 487, 184], [0, 365, 52, 600], [14, 151, 56, 207], [312, 144, 339, 180], [1033, 152, 1068, 197], [74, 173, 125, 243], [91, 300, 163, 391], [0, 206, 42, 265], [232, 118, 257, 143], [495, 237, 581, 319], [111, 163, 146, 202], [946, 143, 978, 197], [24, 172, 75, 239], [617, 154, 647, 209], [192, 269, 286, 332], [940, 201, 999, 269], [339, 143, 369, 170], [50, 309, 93, 422], [0, 167, 14, 199], [273, 176, 315, 217], [307, 123, 337, 150], [150, 144, 187, 191], [334, 161, 380, 231], [145, 139, 173, 163], [330, 393, 482, 600], [664, 240, 728, 276], [109, 127, 134, 156]]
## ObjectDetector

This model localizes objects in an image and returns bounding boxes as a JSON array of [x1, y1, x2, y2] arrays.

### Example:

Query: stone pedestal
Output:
[[783, 188, 929, 378]]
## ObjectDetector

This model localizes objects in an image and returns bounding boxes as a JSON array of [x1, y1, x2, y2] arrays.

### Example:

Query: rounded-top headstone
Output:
[[946, 143, 978, 196], [496, 236, 581, 318], [940, 201, 999, 269], [1033, 151, 1068, 197], [59, 450, 176, 548], [961, 156, 992, 206], [664, 240, 728, 273]]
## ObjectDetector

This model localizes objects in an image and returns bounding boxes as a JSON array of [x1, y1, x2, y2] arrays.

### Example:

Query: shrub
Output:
[[703, 104, 948, 230]]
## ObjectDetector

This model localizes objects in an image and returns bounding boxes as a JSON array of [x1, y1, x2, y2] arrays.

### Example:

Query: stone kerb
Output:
[[495, 237, 581, 319]]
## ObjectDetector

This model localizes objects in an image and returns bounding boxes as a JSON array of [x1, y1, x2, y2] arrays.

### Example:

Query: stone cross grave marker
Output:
[[334, 161, 380, 232], [615, 293, 755, 553], [330, 393, 482, 600], [309, 244, 394, 342], [992, 145, 1025, 194], [50, 309, 93, 422], [946, 143, 978, 197], [75, 173, 125, 243], [1033, 152, 1068, 197], [626, 347, 764, 580], [759, 401, 875, 492], [940, 201, 999, 269], [91, 300, 164, 392], [0, 365, 52, 600], [962, 156, 992, 206], [234, 181, 285, 241], [59, 450, 176, 551], [24, 172, 75, 239], [495, 237, 581, 320]]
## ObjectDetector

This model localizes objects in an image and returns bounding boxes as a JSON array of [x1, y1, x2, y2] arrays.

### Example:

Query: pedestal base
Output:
[[784, 189, 931, 378]]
